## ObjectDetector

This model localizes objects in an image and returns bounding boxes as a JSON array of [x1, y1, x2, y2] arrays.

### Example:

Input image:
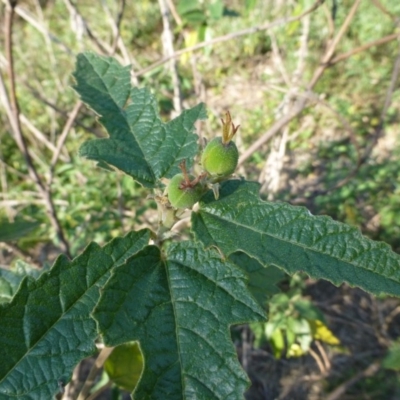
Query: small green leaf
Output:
[[73, 52, 206, 187], [0, 263, 42, 304], [382, 342, 400, 370], [192, 180, 400, 297], [0, 219, 40, 242], [0, 269, 22, 304], [0, 230, 150, 399], [293, 300, 325, 322], [94, 241, 265, 399]]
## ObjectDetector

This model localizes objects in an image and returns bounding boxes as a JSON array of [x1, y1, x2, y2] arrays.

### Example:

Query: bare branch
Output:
[[19, 114, 69, 162], [239, 0, 363, 166], [50, 101, 82, 173], [134, 0, 325, 77], [158, 0, 183, 114], [62, 0, 109, 55], [325, 361, 381, 400], [75, 347, 114, 400], [329, 32, 399, 65], [307, 0, 362, 90], [4, 0, 71, 257], [1, 0, 74, 55]]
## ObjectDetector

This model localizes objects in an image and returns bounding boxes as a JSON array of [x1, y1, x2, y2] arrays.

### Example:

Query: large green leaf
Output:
[[73, 52, 206, 187], [93, 241, 265, 399], [0, 229, 150, 399], [229, 252, 284, 308], [192, 180, 400, 297]]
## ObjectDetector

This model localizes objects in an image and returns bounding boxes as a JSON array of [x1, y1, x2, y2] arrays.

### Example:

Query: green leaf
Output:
[[104, 342, 143, 392], [229, 252, 284, 307], [293, 299, 325, 322], [0, 269, 22, 304], [177, 0, 201, 15], [0, 229, 150, 399], [382, 342, 400, 370], [0, 219, 40, 242], [93, 241, 265, 399], [0, 262, 42, 304], [192, 180, 400, 297], [208, 0, 224, 20], [73, 52, 206, 187]]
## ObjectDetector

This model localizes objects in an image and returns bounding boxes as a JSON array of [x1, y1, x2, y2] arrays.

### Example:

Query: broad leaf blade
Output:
[[192, 180, 400, 297], [73, 52, 206, 187], [229, 252, 284, 308], [93, 241, 265, 399], [0, 229, 150, 399]]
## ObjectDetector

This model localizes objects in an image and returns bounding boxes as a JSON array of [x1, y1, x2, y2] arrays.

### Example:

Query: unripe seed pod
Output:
[[201, 137, 239, 177], [167, 173, 203, 209]]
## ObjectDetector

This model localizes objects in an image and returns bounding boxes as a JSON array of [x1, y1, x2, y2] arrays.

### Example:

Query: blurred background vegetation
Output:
[[1, 0, 400, 399]]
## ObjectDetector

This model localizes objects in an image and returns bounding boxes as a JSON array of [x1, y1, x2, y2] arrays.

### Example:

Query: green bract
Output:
[[201, 137, 239, 177], [167, 173, 203, 209]]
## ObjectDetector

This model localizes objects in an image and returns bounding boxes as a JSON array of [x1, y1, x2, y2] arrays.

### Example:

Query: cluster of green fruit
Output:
[[167, 111, 240, 209]]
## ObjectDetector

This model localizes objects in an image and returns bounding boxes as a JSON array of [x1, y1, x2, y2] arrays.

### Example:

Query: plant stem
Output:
[[4, 0, 71, 257], [76, 347, 114, 400]]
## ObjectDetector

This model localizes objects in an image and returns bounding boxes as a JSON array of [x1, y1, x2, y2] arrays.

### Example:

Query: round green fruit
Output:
[[201, 137, 239, 177], [167, 173, 203, 209]]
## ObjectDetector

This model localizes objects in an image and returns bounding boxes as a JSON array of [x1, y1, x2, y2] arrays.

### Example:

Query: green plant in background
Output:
[[251, 274, 339, 359], [1, 52, 400, 399]]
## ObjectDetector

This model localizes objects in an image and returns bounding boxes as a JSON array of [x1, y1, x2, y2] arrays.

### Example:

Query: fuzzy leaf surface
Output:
[[0, 230, 150, 399], [73, 52, 206, 187], [192, 180, 400, 297], [93, 241, 265, 399], [229, 252, 284, 308]]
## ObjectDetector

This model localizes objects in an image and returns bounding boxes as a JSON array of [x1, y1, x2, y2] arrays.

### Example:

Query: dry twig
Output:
[[3, 0, 71, 257], [1, 0, 73, 55], [325, 361, 381, 400], [239, 0, 363, 166], [75, 347, 114, 400], [134, 0, 325, 77], [50, 101, 82, 173], [158, 0, 183, 115]]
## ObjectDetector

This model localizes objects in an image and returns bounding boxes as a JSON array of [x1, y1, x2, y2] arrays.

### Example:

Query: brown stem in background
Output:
[[158, 0, 183, 114], [307, 0, 362, 89], [2, 0, 74, 55], [50, 101, 82, 174], [134, 0, 325, 77], [239, 0, 362, 166], [4, 0, 71, 257], [319, 32, 400, 195], [325, 361, 381, 400], [110, 0, 126, 54], [75, 347, 114, 400], [329, 33, 399, 65]]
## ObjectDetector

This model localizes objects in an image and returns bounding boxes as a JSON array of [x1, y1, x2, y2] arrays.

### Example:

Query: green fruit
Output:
[[201, 137, 239, 177], [167, 173, 203, 209]]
